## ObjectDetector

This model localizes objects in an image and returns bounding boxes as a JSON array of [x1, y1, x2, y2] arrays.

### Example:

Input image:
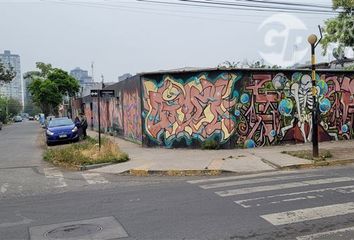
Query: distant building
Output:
[[0, 50, 23, 106], [70, 67, 93, 84], [70, 67, 96, 97]]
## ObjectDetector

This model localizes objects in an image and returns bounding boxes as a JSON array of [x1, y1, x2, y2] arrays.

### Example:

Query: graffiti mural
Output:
[[322, 74, 354, 140], [123, 89, 142, 142], [142, 73, 241, 147], [236, 72, 354, 148], [74, 70, 353, 149]]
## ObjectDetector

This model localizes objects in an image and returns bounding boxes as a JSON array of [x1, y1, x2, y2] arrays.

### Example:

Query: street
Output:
[[2, 121, 354, 239]]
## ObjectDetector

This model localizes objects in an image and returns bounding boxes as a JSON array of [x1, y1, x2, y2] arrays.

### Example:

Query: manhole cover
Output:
[[45, 224, 103, 239], [30, 216, 128, 240]]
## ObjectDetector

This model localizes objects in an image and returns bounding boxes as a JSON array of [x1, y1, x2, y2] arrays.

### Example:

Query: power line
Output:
[[42, 0, 263, 24], [232, 0, 332, 10], [137, 0, 339, 15], [177, 0, 338, 14]]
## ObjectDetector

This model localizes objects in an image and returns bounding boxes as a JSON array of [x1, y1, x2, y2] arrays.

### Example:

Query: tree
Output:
[[28, 62, 80, 116], [7, 98, 22, 117], [0, 96, 7, 123], [218, 59, 281, 69], [322, 0, 354, 54], [24, 100, 41, 116], [0, 61, 16, 84]]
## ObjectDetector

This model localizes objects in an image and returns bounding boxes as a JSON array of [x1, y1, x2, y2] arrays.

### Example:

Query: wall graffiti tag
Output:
[[142, 73, 241, 147]]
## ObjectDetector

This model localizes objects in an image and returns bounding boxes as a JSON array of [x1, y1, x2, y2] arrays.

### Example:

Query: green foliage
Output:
[[322, 0, 354, 54], [333, 0, 354, 11], [24, 100, 41, 116], [0, 96, 7, 123], [345, 65, 354, 70], [28, 62, 80, 116], [7, 98, 22, 116], [0, 96, 21, 122], [201, 139, 220, 150], [0, 61, 16, 83]]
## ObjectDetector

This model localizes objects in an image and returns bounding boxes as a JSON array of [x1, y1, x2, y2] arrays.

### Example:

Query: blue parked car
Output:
[[46, 117, 79, 146]]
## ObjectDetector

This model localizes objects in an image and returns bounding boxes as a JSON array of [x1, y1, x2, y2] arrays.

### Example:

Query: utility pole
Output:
[[91, 61, 94, 82], [101, 74, 105, 89], [97, 89, 101, 151], [307, 26, 323, 159]]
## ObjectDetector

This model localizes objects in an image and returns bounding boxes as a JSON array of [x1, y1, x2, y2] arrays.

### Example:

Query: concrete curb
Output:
[[125, 169, 226, 176], [279, 159, 354, 170], [79, 163, 114, 171], [117, 169, 281, 176]]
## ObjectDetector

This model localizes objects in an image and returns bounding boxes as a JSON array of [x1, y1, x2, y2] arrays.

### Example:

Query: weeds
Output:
[[282, 149, 333, 161], [43, 137, 129, 169], [201, 139, 220, 150]]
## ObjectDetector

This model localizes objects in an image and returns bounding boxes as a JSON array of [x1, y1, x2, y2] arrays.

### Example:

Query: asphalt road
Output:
[[2, 121, 354, 240]]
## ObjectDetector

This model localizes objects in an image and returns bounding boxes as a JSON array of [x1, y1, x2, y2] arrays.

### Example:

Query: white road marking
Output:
[[216, 177, 354, 197], [0, 183, 9, 193], [188, 171, 298, 184], [268, 195, 323, 205], [43, 168, 67, 188], [82, 173, 109, 184], [297, 226, 354, 240], [261, 202, 354, 226], [200, 174, 321, 189], [0, 212, 33, 228], [235, 185, 354, 208]]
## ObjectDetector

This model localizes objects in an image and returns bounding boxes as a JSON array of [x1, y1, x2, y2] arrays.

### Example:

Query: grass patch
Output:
[[43, 136, 129, 169], [282, 149, 333, 161]]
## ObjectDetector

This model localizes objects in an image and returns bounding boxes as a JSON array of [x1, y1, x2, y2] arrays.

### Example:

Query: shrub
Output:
[[201, 139, 219, 150]]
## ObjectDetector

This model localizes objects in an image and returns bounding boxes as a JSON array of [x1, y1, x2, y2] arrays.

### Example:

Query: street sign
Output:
[[89, 89, 115, 151], [100, 90, 115, 98], [90, 89, 99, 97]]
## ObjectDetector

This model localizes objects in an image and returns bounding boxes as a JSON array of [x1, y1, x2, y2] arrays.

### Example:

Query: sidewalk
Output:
[[87, 130, 354, 175]]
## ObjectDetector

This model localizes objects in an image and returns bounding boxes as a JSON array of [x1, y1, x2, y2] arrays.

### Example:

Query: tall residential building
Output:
[[70, 67, 96, 97], [0, 50, 23, 105], [70, 67, 93, 84]]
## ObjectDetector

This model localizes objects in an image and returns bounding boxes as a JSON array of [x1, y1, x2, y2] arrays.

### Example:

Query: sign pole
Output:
[[98, 90, 101, 151], [90, 89, 114, 152]]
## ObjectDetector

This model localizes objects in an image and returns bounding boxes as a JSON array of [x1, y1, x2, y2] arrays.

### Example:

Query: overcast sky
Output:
[[0, 0, 336, 82]]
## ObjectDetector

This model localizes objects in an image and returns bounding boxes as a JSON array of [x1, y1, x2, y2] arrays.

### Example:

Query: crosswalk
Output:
[[188, 171, 354, 239], [42, 167, 110, 187], [0, 167, 111, 198]]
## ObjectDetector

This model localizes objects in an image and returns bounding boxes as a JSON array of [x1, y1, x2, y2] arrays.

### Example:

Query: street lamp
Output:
[[307, 31, 321, 158]]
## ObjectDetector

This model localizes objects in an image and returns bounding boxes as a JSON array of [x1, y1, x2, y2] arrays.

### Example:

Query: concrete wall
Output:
[[141, 69, 354, 148], [79, 75, 142, 143], [75, 69, 354, 149]]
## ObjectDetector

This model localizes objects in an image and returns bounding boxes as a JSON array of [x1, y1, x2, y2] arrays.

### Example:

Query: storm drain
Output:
[[29, 216, 128, 240]]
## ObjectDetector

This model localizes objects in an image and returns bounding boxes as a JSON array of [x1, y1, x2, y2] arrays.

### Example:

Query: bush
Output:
[[43, 137, 129, 169], [201, 139, 219, 150]]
